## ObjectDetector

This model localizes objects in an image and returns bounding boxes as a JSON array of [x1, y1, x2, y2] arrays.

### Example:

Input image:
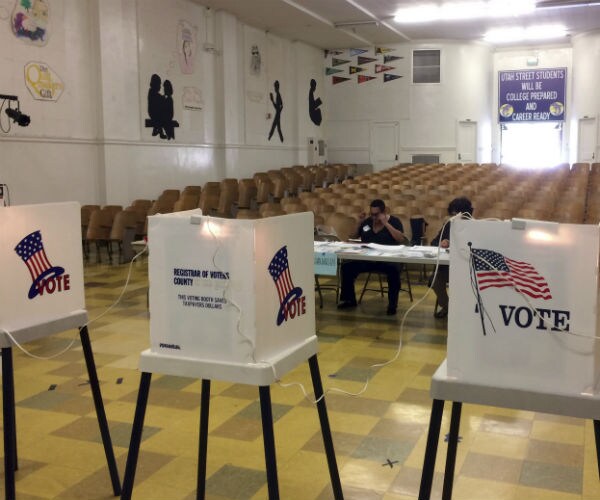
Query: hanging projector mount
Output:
[[0, 94, 31, 131]]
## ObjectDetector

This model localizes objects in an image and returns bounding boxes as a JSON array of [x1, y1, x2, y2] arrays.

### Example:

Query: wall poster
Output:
[[498, 67, 566, 122]]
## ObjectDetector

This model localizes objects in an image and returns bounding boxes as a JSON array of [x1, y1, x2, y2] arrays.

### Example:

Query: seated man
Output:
[[338, 199, 407, 315], [429, 196, 473, 319]]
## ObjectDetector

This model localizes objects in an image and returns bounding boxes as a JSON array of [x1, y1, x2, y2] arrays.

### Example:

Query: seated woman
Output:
[[338, 199, 407, 315], [430, 196, 473, 318]]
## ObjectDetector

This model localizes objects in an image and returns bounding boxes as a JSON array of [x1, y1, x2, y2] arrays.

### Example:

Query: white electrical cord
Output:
[[273, 214, 461, 405], [0, 242, 149, 360], [205, 216, 256, 362]]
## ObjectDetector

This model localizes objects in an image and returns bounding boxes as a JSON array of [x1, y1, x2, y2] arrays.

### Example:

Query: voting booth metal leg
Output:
[[121, 372, 152, 500], [197, 379, 211, 500], [79, 326, 121, 496], [419, 399, 445, 500], [308, 355, 344, 500], [442, 402, 462, 500], [594, 420, 600, 480], [259, 386, 280, 500], [2, 347, 17, 500]]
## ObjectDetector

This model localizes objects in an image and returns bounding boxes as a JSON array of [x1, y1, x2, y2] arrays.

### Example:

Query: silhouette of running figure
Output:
[[308, 78, 322, 126], [268, 80, 284, 142]]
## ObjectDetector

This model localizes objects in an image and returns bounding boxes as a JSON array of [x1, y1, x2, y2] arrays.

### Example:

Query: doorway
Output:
[[500, 122, 563, 168], [370, 122, 399, 171]]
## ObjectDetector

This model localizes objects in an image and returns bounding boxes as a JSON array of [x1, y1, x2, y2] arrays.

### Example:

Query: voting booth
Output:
[[0, 203, 122, 498], [0, 202, 85, 337], [148, 210, 317, 366], [447, 218, 600, 396]]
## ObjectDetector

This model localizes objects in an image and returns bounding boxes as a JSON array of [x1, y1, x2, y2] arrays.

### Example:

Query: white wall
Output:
[[325, 41, 492, 167], [571, 32, 600, 163], [0, 0, 325, 206], [2, 0, 599, 207]]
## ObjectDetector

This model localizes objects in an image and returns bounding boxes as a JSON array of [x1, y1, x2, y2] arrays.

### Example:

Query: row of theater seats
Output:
[[80, 164, 353, 262], [82, 161, 599, 262]]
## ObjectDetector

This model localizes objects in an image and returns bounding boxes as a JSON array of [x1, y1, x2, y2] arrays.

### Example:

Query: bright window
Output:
[[500, 122, 563, 169]]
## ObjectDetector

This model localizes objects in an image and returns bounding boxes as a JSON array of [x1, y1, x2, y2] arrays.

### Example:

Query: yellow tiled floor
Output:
[[1, 258, 599, 499]]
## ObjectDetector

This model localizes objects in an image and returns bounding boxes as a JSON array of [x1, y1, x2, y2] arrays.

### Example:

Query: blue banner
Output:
[[498, 68, 566, 122]]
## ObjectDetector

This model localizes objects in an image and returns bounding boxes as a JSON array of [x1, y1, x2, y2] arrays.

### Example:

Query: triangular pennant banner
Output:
[[332, 57, 350, 67], [384, 55, 404, 63], [375, 64, 395, 74], [349, 66, 365, 74], [383, 73, 403, 82], [349, 48, 368, 57], [357, 56, 377, 65], [332, 76, 351, 85], [324, 49, 344, 57], [358, 75, 377, 84], [326, 67, 344, 75], [375, 47, 394, 55]]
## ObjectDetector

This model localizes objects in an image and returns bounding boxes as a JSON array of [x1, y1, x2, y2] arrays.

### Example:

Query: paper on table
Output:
[[364, 243, 406, 252]]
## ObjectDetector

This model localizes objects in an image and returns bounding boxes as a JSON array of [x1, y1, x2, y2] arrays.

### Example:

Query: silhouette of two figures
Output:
[[146, 74, 179, 140]]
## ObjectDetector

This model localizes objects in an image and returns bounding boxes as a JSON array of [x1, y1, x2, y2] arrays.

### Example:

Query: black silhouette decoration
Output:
[[145, 73, 179, 140], [268, 80, 283, 142], [308, 78, 322, 126]]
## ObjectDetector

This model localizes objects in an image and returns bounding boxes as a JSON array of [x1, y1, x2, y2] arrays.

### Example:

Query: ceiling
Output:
[[193, 0, 600, 49]]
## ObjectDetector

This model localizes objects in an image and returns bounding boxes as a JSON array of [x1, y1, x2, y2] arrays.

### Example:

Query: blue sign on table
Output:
[[314, 252, 338, 276], [498, 67, 566, 123]]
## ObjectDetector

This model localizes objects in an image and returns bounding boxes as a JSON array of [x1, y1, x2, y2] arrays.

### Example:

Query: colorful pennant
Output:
[[332, 57, 350, 67], [326, 67, 344, 75], [324, 49, 344, 57], [349, 66, 365, 74], [383, 73, 403, 82], [357, 56, 377, 65], [332, 76, 351, 85], [375, 47, 394, 55], [349, 48, 368, 57], [375, 64, 395, 74], [358, 75, 376, 83], [384, 55, 404, 64]]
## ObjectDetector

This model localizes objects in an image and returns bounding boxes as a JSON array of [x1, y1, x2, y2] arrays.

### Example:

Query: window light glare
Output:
[[484, 25, 567, 43], [394, 0, 536, 23]]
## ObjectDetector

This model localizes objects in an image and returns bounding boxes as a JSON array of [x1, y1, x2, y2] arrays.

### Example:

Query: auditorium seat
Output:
[[109, 209, 138, 263], [81, 205, 100, 259], [236, 179, 258, 210], [85, 208, 114, 263], [282, 202, 308, 214], [173, 194, 200, 212], [325, 212, 357, 241]]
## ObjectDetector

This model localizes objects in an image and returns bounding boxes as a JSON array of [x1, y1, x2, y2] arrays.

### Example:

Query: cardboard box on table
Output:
[[147, 210, 317, 380], [447, 218, 600, 396], [0, 202, 85, 342]]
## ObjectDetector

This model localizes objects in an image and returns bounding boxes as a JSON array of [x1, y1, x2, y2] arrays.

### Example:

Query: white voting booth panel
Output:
[[148, 210, 317, 366], [448, 218, 600, 396], [0, 202, 85, 338]]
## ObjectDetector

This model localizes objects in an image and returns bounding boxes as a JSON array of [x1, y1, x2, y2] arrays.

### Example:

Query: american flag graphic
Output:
[[268, 245, 296, 304], [471, 248, 552, 300], [14, 230, 55, 281]]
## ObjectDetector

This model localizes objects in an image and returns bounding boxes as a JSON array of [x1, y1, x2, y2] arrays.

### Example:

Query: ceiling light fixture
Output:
[[333, 20, 380, 28], [483, 24, 568, 43], [394, 0, 535, 23]]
